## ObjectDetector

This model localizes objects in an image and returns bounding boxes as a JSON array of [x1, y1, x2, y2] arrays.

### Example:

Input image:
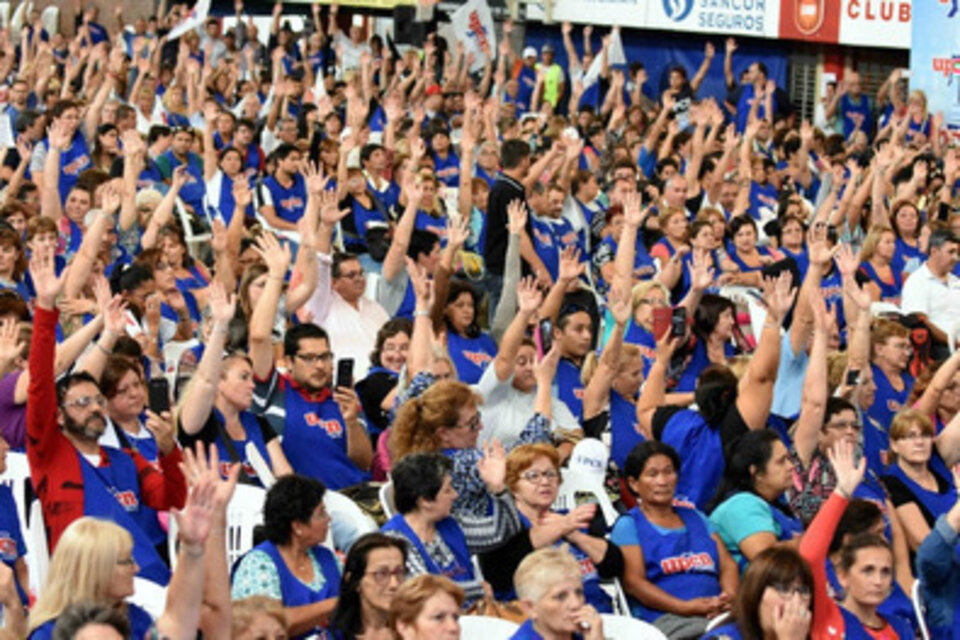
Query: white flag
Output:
[[582, 28, 626, 89], [451, 0, 496, 73], [167, 0, 211, 41]]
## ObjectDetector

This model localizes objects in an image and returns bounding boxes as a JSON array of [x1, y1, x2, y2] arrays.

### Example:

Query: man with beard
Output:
[[25, 247, 186, 583]]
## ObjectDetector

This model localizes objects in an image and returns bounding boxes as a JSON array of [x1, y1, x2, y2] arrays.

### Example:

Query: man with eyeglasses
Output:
[[302, 209, 389, 380], [251, 279, 373, 490], [25, 248, 186, 584]]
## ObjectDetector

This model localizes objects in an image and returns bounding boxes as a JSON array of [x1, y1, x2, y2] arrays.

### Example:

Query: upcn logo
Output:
[[663, 0, 694, 21], [796, 0, 824, 33], [933, 56, 960, 78]]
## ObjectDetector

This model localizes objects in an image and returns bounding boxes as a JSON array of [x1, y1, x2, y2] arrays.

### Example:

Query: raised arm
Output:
[[540, 247, 585, 327], [405, 258, 435, 379], [690, 42, 715, 94], [64, 188, 121, 299], [582, 289, 630, 419], [636, 334, 680, 435], [247, 234, 291, 380], [382, 145, 424, 282], [40, 118, 73, 222], [793, 289, 833, 468], [723, 38, 736, 91], [177, 283, 236, 435], [493, 277, 541, 383], [736, 272, 795, 430], [491, 200, 527, 342]]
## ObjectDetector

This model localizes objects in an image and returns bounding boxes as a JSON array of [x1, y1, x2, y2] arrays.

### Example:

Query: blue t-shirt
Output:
[[261, 174, 308, 224]]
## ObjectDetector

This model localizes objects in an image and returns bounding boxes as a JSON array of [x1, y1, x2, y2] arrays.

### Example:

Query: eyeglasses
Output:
[[365, 567, 405, 586], [640, 297, 668, 307], [456, 412, 482, 432], [520, 469, 560, 484], [64, 395, 107, 410], [825, 420, 862, 433], [770, 583, 811, 599], [337, 269, 365, 280], [295, 352, 334, 365]]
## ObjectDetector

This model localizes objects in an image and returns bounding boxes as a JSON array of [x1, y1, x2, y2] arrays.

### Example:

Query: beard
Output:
[[63, 411, 107, 442]]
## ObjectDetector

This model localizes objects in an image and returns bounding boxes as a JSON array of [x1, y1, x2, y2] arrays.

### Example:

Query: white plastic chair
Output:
[[568, 438, 609, 486], [458, 615, 520, 639], [176, 198, 212, 260], [599, 613, 667, 639], [705, 611, 732, 633], [870, 301, 902, 318], [169, 483, 266, 570], [322, 490, 377, 552], [552, 469, 618, 529], [379, 481, 396, 519], [25, 500, 48, 598], [912, 579, 931, 640], [39, 5, 57, 36], [129, 577, 168, 620], [598, 578, 630, 617], [0, 452, 30, 542]]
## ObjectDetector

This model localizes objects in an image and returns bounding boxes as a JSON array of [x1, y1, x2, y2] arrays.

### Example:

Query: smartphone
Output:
[[653, 307, 672, 341], [147, 378, 170, 415], [671, 307, 687, 338], [336, 358, 355, 389], [539, 319, 553, 354], [846, 369, 861, 386]]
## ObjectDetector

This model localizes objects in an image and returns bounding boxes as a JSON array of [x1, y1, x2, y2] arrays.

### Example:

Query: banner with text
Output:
[[450, 0, 497, 73], [839, 0, 911, 48], [646, 0, 780, 38], [910, 0, 960, 130]]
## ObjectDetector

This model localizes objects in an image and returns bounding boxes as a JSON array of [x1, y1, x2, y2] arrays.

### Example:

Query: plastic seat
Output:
[[379, 481, 396, 519], [129, 577, 168, 620], [322, 490, 377, 552], [552, 468, 618, 529], [169, 483, 266, 570], [244, 442, 276, 489], [598, 578, 630, 617], [458, 615, 520, 639], [25, 500, 48, 597], [599, 613, 667, 639], [912, 579, 931, 640], [705, 611, 731, 633]]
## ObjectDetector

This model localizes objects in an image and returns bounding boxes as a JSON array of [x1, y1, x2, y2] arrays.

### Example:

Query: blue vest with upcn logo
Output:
[[263, 173, 308, 223], [867, 363, 913, 431], [627, 505, 721, 622], [279, 383, 369, 490], [381, 514, 473, 583], [46, 132, 92, 205], [447, 331, 497, 385], [211, 408, 271, 487], [160, 150, 205, 214]]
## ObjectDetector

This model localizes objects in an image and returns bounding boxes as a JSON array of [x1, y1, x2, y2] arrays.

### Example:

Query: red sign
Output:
[[779, 0, 840, 42]]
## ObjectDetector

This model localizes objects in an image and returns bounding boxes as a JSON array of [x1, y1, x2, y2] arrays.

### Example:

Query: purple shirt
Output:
[[0, 371, 25, 450]]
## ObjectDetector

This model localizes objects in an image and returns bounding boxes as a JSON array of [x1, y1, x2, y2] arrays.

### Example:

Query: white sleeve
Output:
[[302, 252, 334, 324], [900, 272, 928, 315]]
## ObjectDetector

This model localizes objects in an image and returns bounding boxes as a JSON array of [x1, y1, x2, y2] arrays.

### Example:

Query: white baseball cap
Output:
[[522, 46, 537, 59]]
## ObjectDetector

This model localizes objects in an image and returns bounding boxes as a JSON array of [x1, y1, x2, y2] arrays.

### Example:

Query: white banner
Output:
[[450, 0, 497, 73], [531, 0, 645, 28], [646, 0, 780, 38], [167, 0, 211, 41], [838, 0, 911, 48], [582, 28, 627, 88]]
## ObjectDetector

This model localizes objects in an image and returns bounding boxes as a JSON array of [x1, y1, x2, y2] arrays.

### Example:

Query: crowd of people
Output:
[[0, 0, 958, 638]]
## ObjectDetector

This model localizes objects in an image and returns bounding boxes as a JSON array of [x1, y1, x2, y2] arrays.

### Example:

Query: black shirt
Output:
[[484, 173, 526, 276]]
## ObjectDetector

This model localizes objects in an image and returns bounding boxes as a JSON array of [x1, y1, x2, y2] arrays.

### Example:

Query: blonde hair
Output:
[[28, 518, 133, 633], [389, 574, 465, 631], [389, 380, 478, 460], [514, 547, 582, 603], [908, 89, 929, 121], [630, 280, 670, 313], [888, 409, 935, 464], [860, 225, 895, 263], [231, 596, 287, 638]]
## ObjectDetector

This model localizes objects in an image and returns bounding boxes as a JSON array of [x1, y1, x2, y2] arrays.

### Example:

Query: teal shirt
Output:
[[708, 492, 784, 569]]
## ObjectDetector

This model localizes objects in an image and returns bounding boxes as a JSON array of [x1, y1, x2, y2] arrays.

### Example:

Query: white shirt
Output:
[[475, 363, 580, 448], [901, 262, 960, 337], [302, 252, 389, 380]]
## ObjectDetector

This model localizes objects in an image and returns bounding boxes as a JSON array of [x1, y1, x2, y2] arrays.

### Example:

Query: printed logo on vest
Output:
[[660, 551, 715, 575]]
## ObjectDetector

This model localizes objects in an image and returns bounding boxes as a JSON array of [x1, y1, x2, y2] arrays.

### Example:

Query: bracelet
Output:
[[179, 542, 205, 558], [95, 341, 111, 356], [763, 319, 780, 330], [414, 310, 430, 318]]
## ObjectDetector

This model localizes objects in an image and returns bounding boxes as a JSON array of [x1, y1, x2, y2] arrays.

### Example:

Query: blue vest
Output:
[[209, 171, 254, 225], [432, 150, 460, 188], [892, 238, 924, 276], [626, 506, 721, 622], [826, 560, 918, 636], [516, 67, 537, 113], [211, 408, 271, 486], [0, 485, 26, 604], [747, 182, 778, 220], [677, 340, 734, 393], [29, 604, 152, 640], [447, 331, 497, 385], [862, 414, 890, 477], [255, 541, 340, 640], [263, 174, 308, 223], [279, 384, 369, 490], [78, 448, 170, 585], [610, 391, 644, 470], [394, 278, 417, 320], [859, 262, 902, 304], [839, 603, 912, 640], [556, 358, 584, 421], [414, 210, 447, 244], [161, 151, 205, 213], [780, 246, 810, 281], [624, 322, 657, 378], [839, 94, 874, 138], [345, 197, 387, 253], [47, 132, 92, 205], [886, 462, 957, 522], [867, 363, 913, 430], [660, 410, 722, 511], [704, 622, 743, 639], [509, 619, 583, 640], [381, 514, 473, 583]]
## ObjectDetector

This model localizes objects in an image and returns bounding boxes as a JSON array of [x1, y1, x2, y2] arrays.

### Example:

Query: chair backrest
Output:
[[552, 469, 618, 528], [226, 484, 267, 568], [458, 615, 520, 640], [322, 490, 377, 552], [599, 614, 667, 639], [40, 5, 57, 35], [26, 499, 48, 598], [379, 481, 396, 520], [598, 578, 631, 617], [568, 438, 609, 485], [0, 452, 30, 539], [129, 577, 168, 621], [912, 578, 931, 640]]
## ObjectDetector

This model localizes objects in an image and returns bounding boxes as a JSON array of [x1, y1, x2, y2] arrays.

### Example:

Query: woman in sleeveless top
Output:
[[857, 226, 902, 304]]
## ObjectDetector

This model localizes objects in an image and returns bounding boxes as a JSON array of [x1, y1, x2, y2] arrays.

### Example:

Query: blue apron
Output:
[[556, 358, 584, 421], [381, 514, 473, 583], [211, 408, 272, 486], [0, 485, 26, 604], [447, 331, 497, 385], [859, 262, 902, 304], [256, 541, 340, 640]]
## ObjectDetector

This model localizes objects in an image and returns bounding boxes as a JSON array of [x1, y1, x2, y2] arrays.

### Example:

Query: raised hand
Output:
[[807, 287, 835, 337], [253, 232, 291, 279], [30, 246, 66, 310], [689, 250, 715, 291], [534, 342, 561, 387], [725, 37, 737, 55], [47, 118, 72, 151], [172, 460, 217, 550], [654, 331, 680, 363], [232, 179, 253, 208], [835, 243, 860, 280], [704, 41, 715, 59], [828, 440, 866, 498], [0, 317, 24, 367], [759, 271, 796, 325], [180, 442, 239, 517], [171, 165, 189, 192], [207, 280, 236, 326], [100, 182, 122, 215], [516, 276, 543, 315], [807, 223, 839, 268], [319, 189, 350, 227], [477, 439, 506, 494], [506, 199, 528, 234], [405, 257, 433, 309], [609, 287, 631, 327], [446, 216, 470, 250], [557, 246, 585, 283]]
